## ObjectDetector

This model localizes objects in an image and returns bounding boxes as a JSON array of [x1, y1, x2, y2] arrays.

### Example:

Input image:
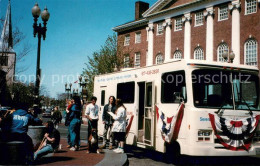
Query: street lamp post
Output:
[[65, 83, 72, 99], [222, 51, 235, 63], [32, 3, 50, 106], [78, 76, 87, 104]]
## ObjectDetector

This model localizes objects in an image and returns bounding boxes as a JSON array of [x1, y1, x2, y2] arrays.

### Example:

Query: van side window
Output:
[[101, 90, 105, 106], [161, 70, 187, 103], [117, 81, 135, 103]]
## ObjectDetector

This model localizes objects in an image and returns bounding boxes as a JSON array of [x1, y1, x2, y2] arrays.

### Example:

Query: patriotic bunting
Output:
[[126, 113, 134, 137], [209, 113, 260, 151], [156, 102, 184, 143]]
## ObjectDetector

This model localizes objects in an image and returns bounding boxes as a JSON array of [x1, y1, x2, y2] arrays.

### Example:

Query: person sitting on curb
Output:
[[34, 121, 60, 161]]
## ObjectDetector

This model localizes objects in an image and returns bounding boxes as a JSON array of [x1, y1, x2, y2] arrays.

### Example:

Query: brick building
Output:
[[113, 0, 260, 71]]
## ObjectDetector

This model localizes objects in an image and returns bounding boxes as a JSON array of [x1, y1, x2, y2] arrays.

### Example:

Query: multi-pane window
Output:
[[135, 52, 140, 67], [124, 35, 130, 46], [175, 17, 182, 31], [173, 50, 182, 59], [194, 47, 204, 60], [156, 54, 163, 64], [124, 54, 130, 68], [135, 32, 141, 43], [218, 6, 228, 21], [246, 0, 257, 15], [245, 39, 257, 66], [157, 23, 163, 35], [0, 56, 8, 66], [217, 43, 229, 62], [195, 12, 204, 26]]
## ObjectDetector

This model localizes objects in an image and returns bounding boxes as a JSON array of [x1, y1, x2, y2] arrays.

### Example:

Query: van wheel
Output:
[[164, 141, 181, 164]]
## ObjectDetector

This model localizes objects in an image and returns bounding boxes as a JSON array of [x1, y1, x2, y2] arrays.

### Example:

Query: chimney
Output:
[[135, 1, 149, 20]]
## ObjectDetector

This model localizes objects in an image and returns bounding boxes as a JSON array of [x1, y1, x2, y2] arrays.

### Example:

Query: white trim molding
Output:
[[164, 18, 172, 62], [205, 7, 214, 62], [183, 13, 191, 60], [230, 0, 241, 64], [147, 23, 154, 66]]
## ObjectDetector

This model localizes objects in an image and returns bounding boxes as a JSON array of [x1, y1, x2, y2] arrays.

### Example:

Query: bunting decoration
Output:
[[209, 113, 260, 151], [126, 113, 134, 137], [156, 102, 184, 143]]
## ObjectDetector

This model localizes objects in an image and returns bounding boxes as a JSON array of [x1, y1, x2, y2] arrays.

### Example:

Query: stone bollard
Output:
[[0, 141, 26, 165], [28, 125, 46, 151]]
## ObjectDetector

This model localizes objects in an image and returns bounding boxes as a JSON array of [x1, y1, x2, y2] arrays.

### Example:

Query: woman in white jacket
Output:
[[112, 98, 126, 153]]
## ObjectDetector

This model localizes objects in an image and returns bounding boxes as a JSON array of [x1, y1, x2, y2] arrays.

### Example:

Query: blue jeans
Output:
[[67, 126, 71, 146], [69, 119, 81, 147], [34, 144, 53, 160]]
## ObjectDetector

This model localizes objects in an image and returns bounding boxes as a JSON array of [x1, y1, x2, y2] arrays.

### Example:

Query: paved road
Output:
[[42, 117, 260, 166]]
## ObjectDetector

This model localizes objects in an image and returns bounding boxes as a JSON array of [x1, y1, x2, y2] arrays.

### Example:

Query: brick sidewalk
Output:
[[35, 139, 105, 165]]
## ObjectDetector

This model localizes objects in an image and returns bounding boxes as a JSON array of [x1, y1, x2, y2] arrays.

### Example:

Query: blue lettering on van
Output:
[[200, 117, 210, 121]]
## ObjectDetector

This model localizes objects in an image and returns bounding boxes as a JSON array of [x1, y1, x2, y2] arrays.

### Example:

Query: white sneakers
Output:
[[70, 147, 76, 151], [113, 148, 124, 154]]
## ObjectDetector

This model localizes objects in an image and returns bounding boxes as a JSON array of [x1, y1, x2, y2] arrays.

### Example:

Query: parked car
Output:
[[42, 108, 51, 118], [0, 106, 11, 117]]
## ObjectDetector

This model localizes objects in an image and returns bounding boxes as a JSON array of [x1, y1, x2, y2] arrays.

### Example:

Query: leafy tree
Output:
[[82, 34, 133, 98]]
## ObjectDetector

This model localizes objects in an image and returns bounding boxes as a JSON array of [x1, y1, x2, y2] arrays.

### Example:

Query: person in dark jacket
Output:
[[5, 103, 42, 164], [100, 96, 116, 150], [69, 96, 82, 151]]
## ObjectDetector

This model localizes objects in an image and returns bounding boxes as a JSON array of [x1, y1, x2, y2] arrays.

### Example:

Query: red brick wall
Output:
[[153, 21, 165, 64], [118, 25, 148, 67], [213, 2, 232, 62], [117, 0, 260, 71], [190, 11, 206, 59], [171, 17, 184, 58], [240, 0, 260, 68]]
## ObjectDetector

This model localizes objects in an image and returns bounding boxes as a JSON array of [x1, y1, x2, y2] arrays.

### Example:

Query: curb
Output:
[[79, 140, 128, 166], [95, 149, 128, 166]]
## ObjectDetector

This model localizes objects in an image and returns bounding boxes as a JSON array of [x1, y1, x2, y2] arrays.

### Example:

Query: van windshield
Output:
[[192, 69, 260, 111]]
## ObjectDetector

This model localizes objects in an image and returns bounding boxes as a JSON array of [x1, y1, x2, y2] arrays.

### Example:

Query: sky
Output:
[[0, 0, 157, 98]]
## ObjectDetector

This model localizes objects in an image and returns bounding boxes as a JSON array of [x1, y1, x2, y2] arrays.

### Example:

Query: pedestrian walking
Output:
[[111, 98, 127, 154], [100, 96, 116, 150], [85, 96, 99, 153], [52, 106, 62, 129], [69, 96, 82, 151], [65, 99, 73, 148], [34, 121, 60, 161]]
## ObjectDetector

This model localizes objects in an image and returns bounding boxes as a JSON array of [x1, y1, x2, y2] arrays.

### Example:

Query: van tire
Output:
[[164, 141, 181, 164]]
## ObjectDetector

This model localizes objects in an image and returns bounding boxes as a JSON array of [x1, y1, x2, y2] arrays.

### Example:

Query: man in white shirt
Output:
[[85, 96, 99, 153]]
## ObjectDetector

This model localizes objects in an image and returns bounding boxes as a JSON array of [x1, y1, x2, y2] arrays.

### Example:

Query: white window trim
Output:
[[195, 12, 204, 27], [218, 5, 229, 21], [157, 23, 163, 35], [135, 32, 141, 44], [156, 54, 164, 64], [217, 43, 229, 62], [174, 17, 182, 31], [135, 52, 141, 67], [173, 50, 182, 59], [194, 47, 204, 60], [244, 39, 258, 66], [124, 35, 130, 46], [245, 0, 257, 15], [124, 55, 130, 68]]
